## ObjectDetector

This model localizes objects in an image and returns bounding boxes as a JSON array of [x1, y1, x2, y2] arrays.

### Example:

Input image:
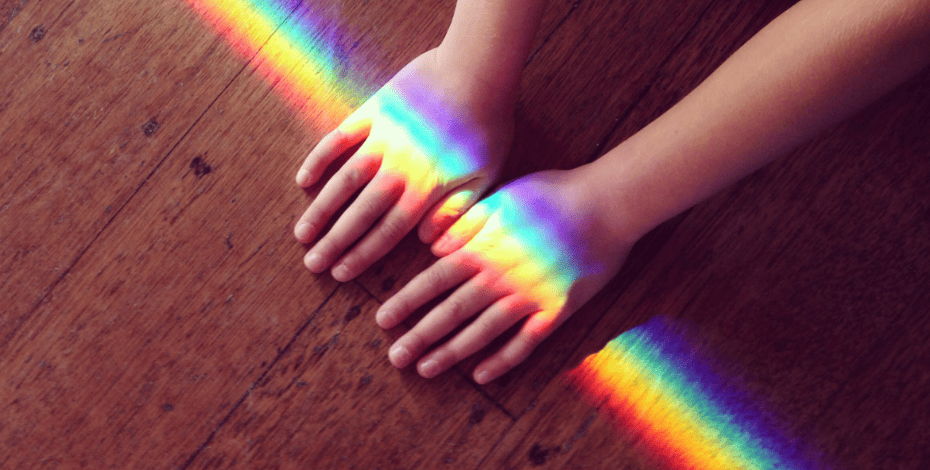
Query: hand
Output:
[[376, 169, 634, 384], [294, 49, 514, 281]]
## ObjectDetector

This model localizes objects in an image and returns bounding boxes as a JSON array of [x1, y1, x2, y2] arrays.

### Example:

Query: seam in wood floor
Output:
[[584, 0, 719, 164], [352, 278, 379, 302], [1, 1, 301, 349], [178, 282, 343, 470], [352, 278, 521, 422], [525, 0, 582, 67]]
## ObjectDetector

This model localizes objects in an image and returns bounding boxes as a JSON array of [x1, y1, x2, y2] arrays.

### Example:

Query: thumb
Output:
[[417, 178, 489, 244]]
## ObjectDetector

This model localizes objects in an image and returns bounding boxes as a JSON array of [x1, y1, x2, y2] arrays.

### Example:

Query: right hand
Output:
[[377, 169, 635, 383]]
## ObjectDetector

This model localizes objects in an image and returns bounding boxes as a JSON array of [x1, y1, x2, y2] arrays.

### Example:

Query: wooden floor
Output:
[[2, 0, 929, 468]]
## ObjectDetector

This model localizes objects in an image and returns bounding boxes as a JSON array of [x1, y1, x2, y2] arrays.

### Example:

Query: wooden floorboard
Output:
[[2, 0, 929, 468], [0, 0, 248, 340], [482, 62, 930, 470], [186, 282, 515, 469], [354, 0, 731, 418]]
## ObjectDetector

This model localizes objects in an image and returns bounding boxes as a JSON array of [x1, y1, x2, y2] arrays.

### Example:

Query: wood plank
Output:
[[187, 282, 514, 469], [481, 57, 930, 470], [0, 69, 341, 465], [1, 0, 514, 467], [0, 0, 27, 34], [807, 314, 930, 469], [354, 0, 799, 418], [0, 0, 252, 338]]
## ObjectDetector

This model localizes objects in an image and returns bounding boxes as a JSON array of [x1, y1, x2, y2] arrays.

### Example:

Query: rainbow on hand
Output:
[[567, 316, 821, 470], [185, 0, 488, 200], [183, 3, 822, 468]]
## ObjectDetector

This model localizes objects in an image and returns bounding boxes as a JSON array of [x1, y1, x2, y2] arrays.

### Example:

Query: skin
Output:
[[375, 0, 930, 384], [293, 0, 547, 282]]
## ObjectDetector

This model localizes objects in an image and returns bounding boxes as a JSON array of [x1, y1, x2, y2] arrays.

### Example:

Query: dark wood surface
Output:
[[2, 0, 928, 468]]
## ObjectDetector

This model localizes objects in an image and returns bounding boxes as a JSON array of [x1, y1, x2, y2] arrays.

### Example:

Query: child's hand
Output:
[[294, 49, 513, 281], [376, 170, 633, 384]]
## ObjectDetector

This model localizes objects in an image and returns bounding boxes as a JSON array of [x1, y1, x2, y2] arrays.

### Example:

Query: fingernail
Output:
[[304, 252, 324, 272], [419, 359, 440, 378], [376, 308, 392, 328], [474, 370, 492, 384], [433, 233, 451, 253], [295, 222, 311, 241], [331, 264, 350, 281], [389, 344, 411, 366], [296, 169, 309, 185]]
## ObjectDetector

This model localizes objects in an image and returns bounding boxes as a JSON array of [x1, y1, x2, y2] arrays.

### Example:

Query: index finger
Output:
[[297, 114, 371, 187]]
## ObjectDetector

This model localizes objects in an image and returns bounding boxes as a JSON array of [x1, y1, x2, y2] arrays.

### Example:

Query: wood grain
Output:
[[0, 0, 248, 339], [187, 282, 514, 469], [1, 0, 928, 468], [482, 54, 930, 470], [354, 0, 803, 419]]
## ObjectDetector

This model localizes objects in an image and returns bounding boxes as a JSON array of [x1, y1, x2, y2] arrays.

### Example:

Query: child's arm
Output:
[[379, 0, 930, 383], [293, 0, 547, 282]]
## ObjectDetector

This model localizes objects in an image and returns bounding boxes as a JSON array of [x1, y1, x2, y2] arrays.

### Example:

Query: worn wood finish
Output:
[[355, 0, 802, 417], [483, 64, 930, 470], [0, 0, 247, 338], [188, 283, 514, 469], [2, 0, 928, 469]]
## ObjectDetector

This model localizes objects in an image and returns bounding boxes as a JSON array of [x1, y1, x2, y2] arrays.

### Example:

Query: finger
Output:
[[303, 175, 402, 273], [418, 177, 488, 244], [471, 309, 559, 384], [387, 272, 509, 372], [296, 118, 370, 187], [377, 250, 480, 330], [415, 294, 538, 379], [294, 149, 380, 244], [330, 191, 426, 282], [431, 196, 496, 257]]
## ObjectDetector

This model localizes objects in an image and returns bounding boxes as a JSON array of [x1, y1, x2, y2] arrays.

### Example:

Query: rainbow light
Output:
[[186, 0, 490, 204], [566, 316, 821, 470], [186, 0, 369, 129], [439, 175, 603, 332], [183, 3, 821, 468]]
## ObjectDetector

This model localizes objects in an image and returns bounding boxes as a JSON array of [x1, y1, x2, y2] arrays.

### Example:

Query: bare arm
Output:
[[589, 0, 930, 244], [293, 0, 547, 281], [437, 0, 548, 110], [380, 0, 930, 383]]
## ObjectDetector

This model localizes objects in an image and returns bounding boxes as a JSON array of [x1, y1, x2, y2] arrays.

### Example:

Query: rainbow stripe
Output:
[[186, 0, 371, 129], [441, 176, 602, 331], [567, 317, 820, 470], [185, 0, 488, 202], [182, 4, 821, 468]]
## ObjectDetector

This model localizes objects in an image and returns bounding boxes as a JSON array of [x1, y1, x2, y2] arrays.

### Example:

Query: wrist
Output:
[[574, 147, 662, 248], [432, 43, 521, 114]]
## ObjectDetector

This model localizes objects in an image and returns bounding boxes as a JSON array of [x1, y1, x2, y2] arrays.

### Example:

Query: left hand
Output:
[[294, 49, 514, 281], [376, 169, 633, 384]]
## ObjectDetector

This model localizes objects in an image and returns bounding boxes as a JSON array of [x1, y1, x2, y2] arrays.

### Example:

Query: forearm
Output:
[[586, 0, 930, 243], [436, 0, 548, 108]]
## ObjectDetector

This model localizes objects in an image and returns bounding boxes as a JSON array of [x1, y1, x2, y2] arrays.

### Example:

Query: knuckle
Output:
[[472, 318, 498, 342], [358, 201, 380, 220], [424, 264, 450, 289], [341, 166, 365, 189], [314, 236, 341, 259], [442, 295, 469, 322], [404, 329, 430, 356], [378, 215, 410, 242]]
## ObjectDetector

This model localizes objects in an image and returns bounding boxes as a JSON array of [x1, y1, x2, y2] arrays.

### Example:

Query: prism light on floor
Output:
[[566, 316, 823, 470]]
